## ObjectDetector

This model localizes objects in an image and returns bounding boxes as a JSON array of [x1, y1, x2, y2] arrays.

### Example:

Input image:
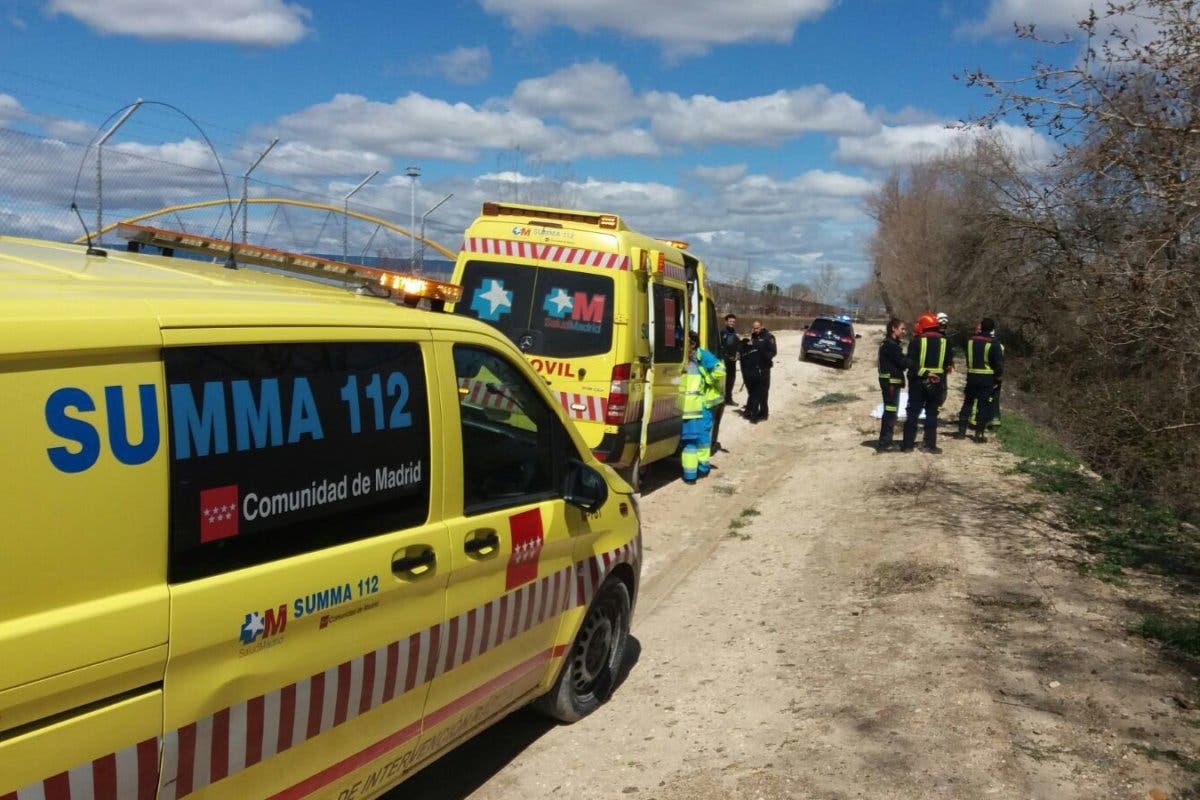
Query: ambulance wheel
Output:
[[535, 577, 631, 723]]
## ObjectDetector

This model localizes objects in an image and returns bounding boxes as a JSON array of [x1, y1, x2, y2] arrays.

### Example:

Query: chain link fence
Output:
[[0, 126, 461, 275]]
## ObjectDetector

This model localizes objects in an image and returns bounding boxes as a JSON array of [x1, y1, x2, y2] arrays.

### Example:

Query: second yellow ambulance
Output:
[[449, 202, 717, 489]]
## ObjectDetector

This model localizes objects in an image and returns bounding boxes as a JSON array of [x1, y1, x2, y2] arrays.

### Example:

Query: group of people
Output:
[[677, 313, 778, 484], [877, 312, 1004, 454], [720, 313, 776, 422]]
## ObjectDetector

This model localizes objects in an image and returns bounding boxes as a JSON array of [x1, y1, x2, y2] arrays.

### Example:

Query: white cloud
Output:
[[960, 0, 1102, 38], [646, 86, 878, 145], [271, 93, 558, 162], [432, 46, 491, 85], [48, 0, 311, 46], [692, 164, 749, 185], [510, 62, 640, 132], [793, 170, 878, 197], [0, 94, 25, 127], [481, 0, 835, 55], [834, 122, 1057, 169], [245, 140, 392, 179]]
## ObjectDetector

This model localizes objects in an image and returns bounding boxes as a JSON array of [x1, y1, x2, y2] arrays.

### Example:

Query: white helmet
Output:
[[936, 312, 949, 326]]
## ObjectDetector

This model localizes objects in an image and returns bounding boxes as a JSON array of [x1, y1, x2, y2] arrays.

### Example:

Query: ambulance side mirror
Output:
[[563, 458, 608, 513]]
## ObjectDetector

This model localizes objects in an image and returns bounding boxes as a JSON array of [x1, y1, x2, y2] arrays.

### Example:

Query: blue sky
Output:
[[0, 0, 1093, 293]]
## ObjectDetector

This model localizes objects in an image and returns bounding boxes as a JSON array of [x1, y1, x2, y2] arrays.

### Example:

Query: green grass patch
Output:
[[997, 412, 1196, 584], [813, 392, 859, 405], [739, 507, 761, 518], [1134, 616, 1200, 659]]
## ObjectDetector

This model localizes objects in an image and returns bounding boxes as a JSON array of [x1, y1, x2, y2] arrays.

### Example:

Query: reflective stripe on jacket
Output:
[[917, 336, 947, 376]]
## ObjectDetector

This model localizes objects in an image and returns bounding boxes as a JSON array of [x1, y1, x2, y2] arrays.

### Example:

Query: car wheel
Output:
[[534, 577, 631, 723], [841, 355, 853, 369]]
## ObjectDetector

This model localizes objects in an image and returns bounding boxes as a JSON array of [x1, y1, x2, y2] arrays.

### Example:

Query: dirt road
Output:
[[403, 328, 1199, 800]]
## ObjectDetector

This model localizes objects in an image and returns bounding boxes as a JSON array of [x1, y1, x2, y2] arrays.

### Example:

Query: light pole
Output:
[[418, 193, 453, 271], [405, 165, 420, 268], [241, 138, 278, 244], [343, 170, 380, 263], [96, 98, 143, 244]]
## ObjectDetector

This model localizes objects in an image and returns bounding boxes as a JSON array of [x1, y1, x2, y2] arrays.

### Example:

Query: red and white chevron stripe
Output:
[[0, 737, 159, 800], [556, 392, 605, 423], [649, 395, 680, 423], [462, 238, 631, 271], [458, 379, 517, 413], [4, 539, 640, 800]]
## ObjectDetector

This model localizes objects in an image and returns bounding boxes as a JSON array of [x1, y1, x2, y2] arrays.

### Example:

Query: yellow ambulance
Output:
[[0, 232, 641, 800], [449, 202, 716, 489]]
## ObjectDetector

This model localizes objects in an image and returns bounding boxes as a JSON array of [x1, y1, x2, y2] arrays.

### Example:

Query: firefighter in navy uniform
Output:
[[876, 317, 908, 452], [901, 312, 954, 453], [957, 317, 1004, 442]]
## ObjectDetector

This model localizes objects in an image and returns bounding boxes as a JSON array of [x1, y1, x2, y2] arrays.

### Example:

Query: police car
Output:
[[800, 314, 860, 368]]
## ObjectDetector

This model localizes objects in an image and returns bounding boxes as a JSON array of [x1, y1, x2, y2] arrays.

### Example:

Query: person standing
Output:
[[901, 312, 953, 453], [957, 317, 1004, 442], [740, 320, 776, 423], [680, 332, 726, 482], [876, 317, 908, 452], [719, 314, 742, 406], [935, 311, 952, 409]]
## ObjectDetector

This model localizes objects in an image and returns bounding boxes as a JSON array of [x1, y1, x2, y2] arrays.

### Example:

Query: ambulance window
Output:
[[453, 345, 565, 515], [454, 260, 537, 342], [533, 267, 614, 358], [653, 283, 685, 364], [165, 342, 431, 582]]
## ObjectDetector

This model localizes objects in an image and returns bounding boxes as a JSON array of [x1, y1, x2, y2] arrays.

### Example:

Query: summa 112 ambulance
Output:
[[0, 231, 641, 800], [450, 202, 715, 489]]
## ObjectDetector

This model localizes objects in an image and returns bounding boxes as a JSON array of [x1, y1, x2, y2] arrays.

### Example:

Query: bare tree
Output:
[[812, 262, 845, 305], [956, 0, 1200, 510]]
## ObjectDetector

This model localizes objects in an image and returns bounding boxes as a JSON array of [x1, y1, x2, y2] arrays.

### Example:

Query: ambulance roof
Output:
[[0, 235, 487, 355]]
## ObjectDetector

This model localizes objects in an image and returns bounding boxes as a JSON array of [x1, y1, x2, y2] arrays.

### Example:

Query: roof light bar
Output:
[[480, 202, 622, 230], [657, 238, 691, 250]]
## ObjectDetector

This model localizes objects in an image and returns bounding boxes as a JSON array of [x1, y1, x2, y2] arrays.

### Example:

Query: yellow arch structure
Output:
[[76, 197, 458, 260]]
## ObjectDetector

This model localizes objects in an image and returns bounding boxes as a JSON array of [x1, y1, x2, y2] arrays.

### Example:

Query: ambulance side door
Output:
[[420, 335, 579, 748], [155, 331, 450, 800]]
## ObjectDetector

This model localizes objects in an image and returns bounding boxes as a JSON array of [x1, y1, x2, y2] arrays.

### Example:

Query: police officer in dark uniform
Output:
[[902, 312, 954, 453], [876, 317, 908, 452], [719, 314, 742, 406], [957, 317, 1004, 442], [740, 320, 776, 423]]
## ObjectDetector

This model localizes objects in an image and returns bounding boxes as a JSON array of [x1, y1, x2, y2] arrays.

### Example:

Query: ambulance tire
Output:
[[535, 577, 631, 723]]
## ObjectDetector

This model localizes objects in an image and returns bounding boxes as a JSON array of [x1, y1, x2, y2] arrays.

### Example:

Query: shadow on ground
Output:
[[385, 636, 643, 799]]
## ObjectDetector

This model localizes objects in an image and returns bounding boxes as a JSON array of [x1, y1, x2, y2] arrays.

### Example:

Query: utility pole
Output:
[[343, 170, 379, 263], [405, 165, 421, 269], [241, 138, 279, 244], [95, 99, 143, 245], [418, 193, 453, 271]]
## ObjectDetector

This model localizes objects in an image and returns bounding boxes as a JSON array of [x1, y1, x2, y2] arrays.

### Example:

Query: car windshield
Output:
[[454, 259, 615, 358], [809, 318, 853, 337]]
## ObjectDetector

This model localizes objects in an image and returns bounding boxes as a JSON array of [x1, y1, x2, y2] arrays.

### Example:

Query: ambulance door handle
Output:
[[464, 529, 499, 558], [392, 546, 436, 576]]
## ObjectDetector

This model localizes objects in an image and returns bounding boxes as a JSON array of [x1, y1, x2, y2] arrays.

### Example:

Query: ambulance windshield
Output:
[[454, 260, 614, 358]]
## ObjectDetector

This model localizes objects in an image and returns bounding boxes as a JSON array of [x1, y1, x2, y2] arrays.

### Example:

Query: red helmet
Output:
[[915, 312, 938, 334]]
